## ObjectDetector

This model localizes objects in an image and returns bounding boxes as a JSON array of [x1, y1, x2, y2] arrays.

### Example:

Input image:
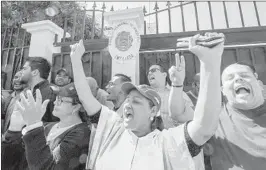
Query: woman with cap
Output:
[[14, 83, 90, 170]]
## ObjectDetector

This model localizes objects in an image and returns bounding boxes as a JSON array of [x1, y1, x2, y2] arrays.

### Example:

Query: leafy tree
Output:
[[1, 1, 102, 48]]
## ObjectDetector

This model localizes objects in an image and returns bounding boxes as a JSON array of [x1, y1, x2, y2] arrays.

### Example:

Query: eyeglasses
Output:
[[106, 81, 117, 87], [56, 75, 69, 79], [55, 96, 73, 105], [146, 68, 161, 76]]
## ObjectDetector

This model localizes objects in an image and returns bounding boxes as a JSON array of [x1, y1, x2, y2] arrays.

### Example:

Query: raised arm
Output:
[[70, 40, 101, 115], [168, 54, 194, 123], [187, 33, 224, 146]]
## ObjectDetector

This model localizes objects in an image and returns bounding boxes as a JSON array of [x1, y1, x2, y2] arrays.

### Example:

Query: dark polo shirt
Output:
[[31, 80, 59, 122]]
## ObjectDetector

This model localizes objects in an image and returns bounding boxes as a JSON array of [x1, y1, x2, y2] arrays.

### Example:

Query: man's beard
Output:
[[20, 76, 31, 85]]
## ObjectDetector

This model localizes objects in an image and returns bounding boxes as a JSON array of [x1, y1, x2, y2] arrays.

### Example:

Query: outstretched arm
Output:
[[187, 33, 224, 146], [70, 40, 102, 115]]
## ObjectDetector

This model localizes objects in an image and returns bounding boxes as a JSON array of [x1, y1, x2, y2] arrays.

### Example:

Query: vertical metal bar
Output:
[[10, 47, 17, 79], [18, 30, 27, 69], [60, 53, 64, 68], [63, 17, 68, 42], [101, 3, 106, 38], [180, 2, 185, 32], [16, 27, 20, 47], [193, 54, 197, 74], [238, 1, 245, 27], [89, 52, 93, 76], [208, 1, 214, 29], [235, 48, 240, 62], [154, 2, 159, 34], [167, 2, 172, 33], [144, 20, 147, 35], [99, 51, 103, 87], [2, 28, 7, 49], [101, 11, 105, 38], [81, 10, 86, 40], [4, 28, 14, 70], [12, 27, 21, 75], [194, 2, 199, 31], [250, 47, 256, 67], [72, 13, 77, 41], [223, 1, 229, 28], [253, 1, 261, 26], [92, 3, 96, 39]]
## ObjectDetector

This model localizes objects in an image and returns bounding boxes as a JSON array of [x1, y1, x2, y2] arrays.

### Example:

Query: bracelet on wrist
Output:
[[172, 84, 183, 88]]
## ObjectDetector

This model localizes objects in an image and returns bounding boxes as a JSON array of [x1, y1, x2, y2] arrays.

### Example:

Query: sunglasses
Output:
[[146, 68, 161, 76]]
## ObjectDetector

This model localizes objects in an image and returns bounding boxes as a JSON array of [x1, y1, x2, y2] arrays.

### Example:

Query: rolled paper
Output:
[[176, 33, 225, 49]]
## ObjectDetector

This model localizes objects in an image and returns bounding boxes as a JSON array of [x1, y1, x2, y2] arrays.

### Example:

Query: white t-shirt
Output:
[[156, 87, 194, 128], [87, 106, 204, 170]]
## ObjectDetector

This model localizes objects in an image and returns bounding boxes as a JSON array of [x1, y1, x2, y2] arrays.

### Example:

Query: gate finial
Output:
[[92, 1, 97, 8], [154, 2, 159, 11], [166, 1, 171, 7], [102, 2, 106, 10], [143, 5, 147, 14]]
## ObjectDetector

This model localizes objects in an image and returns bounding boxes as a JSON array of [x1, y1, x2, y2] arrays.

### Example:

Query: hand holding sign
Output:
[[168, 53, 185, 86], [188, 32, 225, 68]]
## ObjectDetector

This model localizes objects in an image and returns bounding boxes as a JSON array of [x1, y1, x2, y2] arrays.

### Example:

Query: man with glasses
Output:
[[147, 59, 194, 129], [21, 57, 59, 122], [105, 73, 132, 112]]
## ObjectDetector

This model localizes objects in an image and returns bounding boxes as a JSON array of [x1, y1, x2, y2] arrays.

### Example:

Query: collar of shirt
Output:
[[126, 129, 160, 146], [33, 80, 49, 92]]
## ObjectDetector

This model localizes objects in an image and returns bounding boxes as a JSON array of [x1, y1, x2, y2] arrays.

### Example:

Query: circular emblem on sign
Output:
[[115, 31, 133, 52], [108, 22, 141, 63]]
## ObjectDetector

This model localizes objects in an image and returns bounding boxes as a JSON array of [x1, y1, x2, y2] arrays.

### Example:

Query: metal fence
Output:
[[1, 27, 31, 90], [51, 1, 265, 88], [143, 1, 263, 34], [54, 1, 264, 45]]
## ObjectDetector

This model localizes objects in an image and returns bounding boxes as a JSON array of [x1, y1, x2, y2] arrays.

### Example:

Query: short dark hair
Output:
[[236, 61, 256, 74], [114, 73, 132, 83], [26, 57, 51, 80]]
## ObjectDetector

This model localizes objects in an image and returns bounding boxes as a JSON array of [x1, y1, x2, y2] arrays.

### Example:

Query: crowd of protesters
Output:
[[1, 32, 266, 170]]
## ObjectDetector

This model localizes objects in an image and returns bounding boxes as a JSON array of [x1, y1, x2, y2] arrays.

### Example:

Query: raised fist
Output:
[[70, 39, 86, 60], [188, 32, 225, 68]]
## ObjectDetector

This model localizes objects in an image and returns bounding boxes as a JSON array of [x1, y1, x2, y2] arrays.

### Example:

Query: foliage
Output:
[[1, 1, 102, 48]]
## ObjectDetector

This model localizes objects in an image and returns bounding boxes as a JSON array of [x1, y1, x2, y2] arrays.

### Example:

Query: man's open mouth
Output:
[[14, 83, 22, 87], [235, 86, 250, 95], [124, 110, 133, 119], [149, 76, 155, 81]]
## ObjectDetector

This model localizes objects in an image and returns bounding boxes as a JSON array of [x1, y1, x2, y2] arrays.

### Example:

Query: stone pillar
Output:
[[22, 20, 70, 64], [104, 7, 144, 85]]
